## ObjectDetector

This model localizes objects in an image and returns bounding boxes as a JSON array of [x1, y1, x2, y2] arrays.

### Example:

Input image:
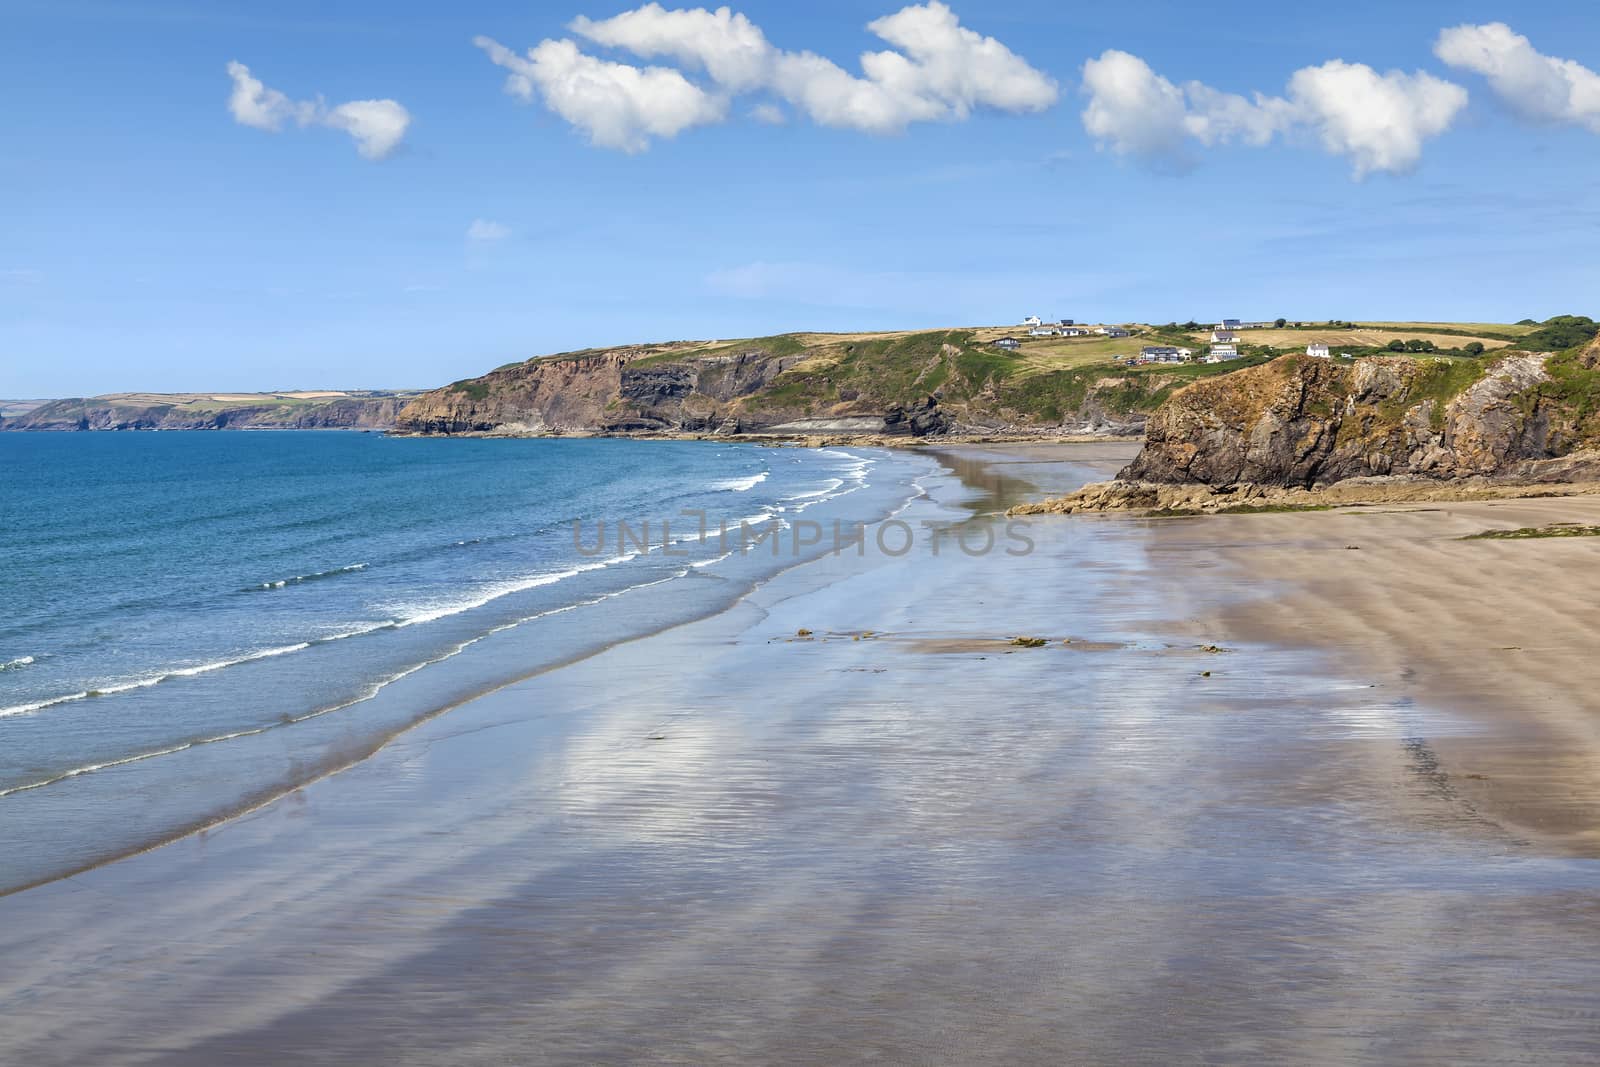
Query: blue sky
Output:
[[3, 0, 1599, 396]]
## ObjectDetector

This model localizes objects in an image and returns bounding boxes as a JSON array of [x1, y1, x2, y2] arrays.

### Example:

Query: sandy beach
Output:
[[3, 442, 1600, 1064]]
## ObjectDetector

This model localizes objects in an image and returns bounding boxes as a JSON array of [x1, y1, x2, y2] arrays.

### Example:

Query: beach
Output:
[[3, 442, 1600, 1064]]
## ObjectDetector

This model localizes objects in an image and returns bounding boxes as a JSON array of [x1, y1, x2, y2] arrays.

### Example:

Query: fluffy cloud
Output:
[[477, 2, 1056, 150], [1287, 61, 1467, 177], [226, 62, 411, 160], [1435, 22, 1600, 133], [466, 219, 511, 241], [475, 36, 725, 152], [1081, 50, 1465, 177]]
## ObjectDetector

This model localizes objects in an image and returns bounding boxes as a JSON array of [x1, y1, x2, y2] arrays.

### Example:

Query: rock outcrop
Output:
[[1121, 352, 1578, 487]]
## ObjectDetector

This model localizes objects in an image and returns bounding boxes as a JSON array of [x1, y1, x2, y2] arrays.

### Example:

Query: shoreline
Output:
[[5, 442, 1600, 1062], [0, 442, 942, 899]]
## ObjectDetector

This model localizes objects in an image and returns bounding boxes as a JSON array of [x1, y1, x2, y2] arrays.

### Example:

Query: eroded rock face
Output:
[[1122, 353, 1563, 487], [394, 345, 954, 438]]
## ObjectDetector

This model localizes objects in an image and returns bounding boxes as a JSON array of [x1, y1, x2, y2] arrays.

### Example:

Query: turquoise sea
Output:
[[0, 432, 939, 892]]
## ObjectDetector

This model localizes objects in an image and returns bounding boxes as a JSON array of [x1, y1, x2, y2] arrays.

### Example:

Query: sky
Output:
[[3, 0, 1600, 396]]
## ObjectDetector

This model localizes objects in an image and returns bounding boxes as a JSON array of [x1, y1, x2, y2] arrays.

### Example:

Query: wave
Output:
[[0, 656, 35, 672], [783, 479, 846, 501], [248, 562, 368, 592], [390, 553, 637, 628], [711, 471, 769, 492]]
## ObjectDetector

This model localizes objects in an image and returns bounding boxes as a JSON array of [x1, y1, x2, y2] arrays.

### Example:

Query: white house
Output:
[[1061, 327, 1091, 337], [994, 337, 1021, 351], [1140, 345, 1193, 364], [1307, 343, 1332, 358], [1219, 319, 1242, 331], [1029, 326, 1059, 337], [1099, 326, 1131, 338], [1022, 315, 1043, 327], [1210, 343, 1240, 361], [1211, 329, 1238, 344]]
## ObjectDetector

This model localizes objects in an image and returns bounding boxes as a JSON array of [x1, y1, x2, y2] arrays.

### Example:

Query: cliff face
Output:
[[2, 393, 417, 431], [394, 346, 815, 435], [394, 332, 1173, 438], [1121, 351, 1589, 487]]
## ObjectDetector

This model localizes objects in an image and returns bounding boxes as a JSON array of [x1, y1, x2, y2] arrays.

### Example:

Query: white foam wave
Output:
[[391, 554, 636, 628], [0, 656, 35, 672], [712, 471, 769, 492], [252, 563, 367, 591], [783, 479, 845, 501]]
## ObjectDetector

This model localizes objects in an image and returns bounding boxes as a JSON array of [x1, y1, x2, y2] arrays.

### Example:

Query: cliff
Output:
[[1120, 348, 1600, 487], [1, 391, 420, 432], [394, 331, 1192, 438]]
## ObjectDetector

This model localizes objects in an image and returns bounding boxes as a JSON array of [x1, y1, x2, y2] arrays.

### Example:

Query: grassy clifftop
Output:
[[396, 316, 1588, 439]]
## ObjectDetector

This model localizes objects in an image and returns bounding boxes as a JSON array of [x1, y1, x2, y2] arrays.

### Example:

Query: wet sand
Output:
[[1149, 496, 1600, 856], [4, 443, 1600, 1064]]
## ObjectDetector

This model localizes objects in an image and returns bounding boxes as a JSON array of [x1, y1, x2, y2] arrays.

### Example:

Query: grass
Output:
[[1463, 524, 1600, 540], [1182, 328, 1516, 351]]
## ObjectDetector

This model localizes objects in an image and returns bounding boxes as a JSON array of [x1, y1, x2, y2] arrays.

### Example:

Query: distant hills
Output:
[[0, 390, 422, 431]]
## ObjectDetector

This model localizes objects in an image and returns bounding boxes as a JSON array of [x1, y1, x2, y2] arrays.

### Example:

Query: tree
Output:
[[1464, 341, 1485, 356], [1387, 340, 1406, 352], [1274, 318, 1287, 328]]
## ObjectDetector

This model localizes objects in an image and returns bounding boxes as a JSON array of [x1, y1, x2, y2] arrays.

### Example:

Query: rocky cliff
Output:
[[1121, 348, 1600, 487], [394, 331, 1179, 438], [1, 392, 419, 431]]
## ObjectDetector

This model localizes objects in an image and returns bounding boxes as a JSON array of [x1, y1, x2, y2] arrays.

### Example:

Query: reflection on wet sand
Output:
[[2, 443, 1599, 1065]]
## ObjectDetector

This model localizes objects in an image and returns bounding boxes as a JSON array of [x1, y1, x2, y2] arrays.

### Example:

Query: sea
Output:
[[0, 431, 941, 893]]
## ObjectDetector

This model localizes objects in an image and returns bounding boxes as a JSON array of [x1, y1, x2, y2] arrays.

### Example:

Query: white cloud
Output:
[[1080, 49, 1466, 177], [571, 3, 772, 91], [750, 102, 787, 124], [1436, 22, 1600, 133], [474, 36, 725, 152], [467, 219, 511, 242], [479, 3, 1056, 150], [1287, 61, 1466, 177], [324, 99, 412, 160], [225, 61, 411, 160]]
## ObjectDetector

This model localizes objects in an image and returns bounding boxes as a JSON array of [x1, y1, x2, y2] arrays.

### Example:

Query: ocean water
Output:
[[0, 432, 939, 892]]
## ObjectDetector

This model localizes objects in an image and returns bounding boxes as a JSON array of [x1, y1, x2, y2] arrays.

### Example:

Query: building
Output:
[[1307, 343, 1332, 358], [1029, 326, 1059, 337], [1058, 319, 1075, 327], [1022, 315, 1043, 327], [1219, 319, 1242, 331], [1211, 329, 1238, 344], [994, 337, 1021, 351], [1097, 326, 1131, 338], [1140, 345, 1193, 364], [1209, 343, 1240, 361], [1061, 327, 1091, 337]]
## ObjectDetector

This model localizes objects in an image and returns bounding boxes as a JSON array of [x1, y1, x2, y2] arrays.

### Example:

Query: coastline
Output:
[[4, 442, 1600, 1063]]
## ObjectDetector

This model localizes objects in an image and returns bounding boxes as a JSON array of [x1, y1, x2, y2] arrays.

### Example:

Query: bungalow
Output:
[[1061, 327, 1091, 337], [1029, 326, 1059, 337], [1140, 345, 1192, 364], [994, 337, 1022, 351], [1209, 343, 1240, 361], [1058, 319, 1076, 327], [1099, 326, 1131, 338], [1307, 343, 1332, 358], [1219, 319, 1242, 331], [1211, 329, 1238, 344]]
